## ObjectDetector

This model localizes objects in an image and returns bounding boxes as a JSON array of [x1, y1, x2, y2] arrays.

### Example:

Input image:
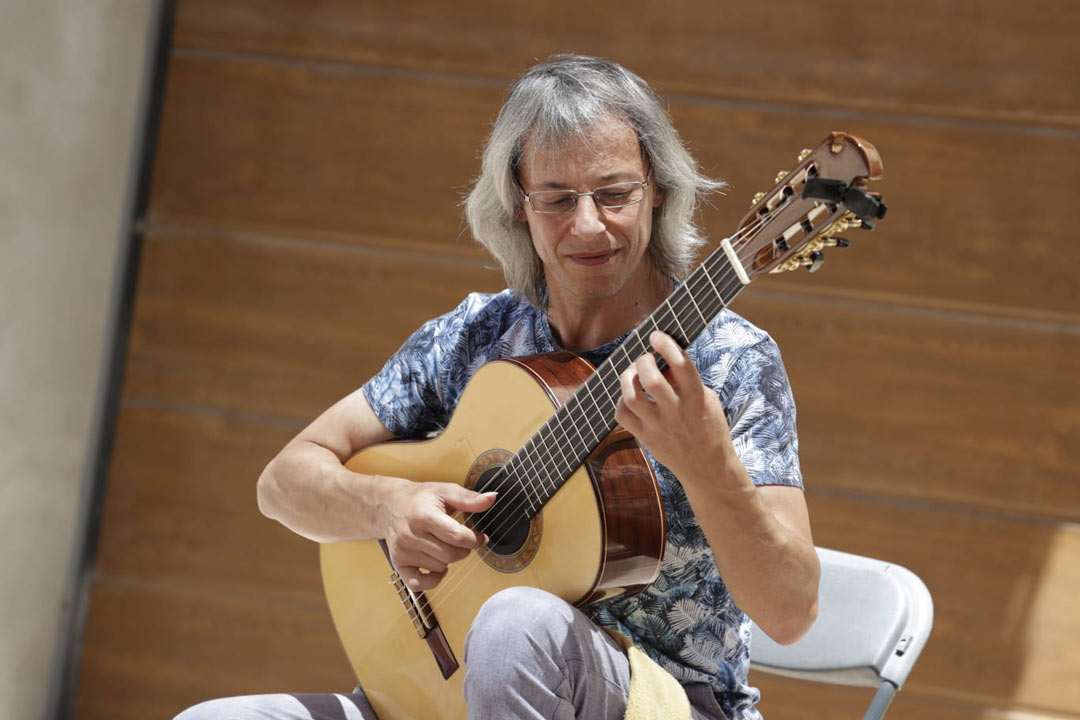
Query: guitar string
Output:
[[462, 196, 794, 534], [423, 231, 762, 603], [406, 260, 756, 621], [406, 181, 844, 627], [407, 202, 797, 615], [412, 207, 788, 620], [412, 198, 807, 621], [423, 202, 784, 566]]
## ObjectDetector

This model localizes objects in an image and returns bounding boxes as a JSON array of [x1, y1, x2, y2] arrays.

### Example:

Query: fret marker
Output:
[[721, 237, 750, 285]]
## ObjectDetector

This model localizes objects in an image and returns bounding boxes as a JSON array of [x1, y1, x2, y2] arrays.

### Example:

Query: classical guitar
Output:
[[321, 132, 886, 720]]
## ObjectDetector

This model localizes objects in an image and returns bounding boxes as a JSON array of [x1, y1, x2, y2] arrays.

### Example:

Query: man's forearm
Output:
[[256, 440, 403, 543], [682, 464, 819, 645]]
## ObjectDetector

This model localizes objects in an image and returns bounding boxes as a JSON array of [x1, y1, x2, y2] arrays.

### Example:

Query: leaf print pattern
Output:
[[362, 290, 801, 720]]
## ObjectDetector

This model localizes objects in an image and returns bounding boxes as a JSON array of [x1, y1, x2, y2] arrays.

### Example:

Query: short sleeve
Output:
[[693, 317, 802, 489], [361, 302, 472, 437]]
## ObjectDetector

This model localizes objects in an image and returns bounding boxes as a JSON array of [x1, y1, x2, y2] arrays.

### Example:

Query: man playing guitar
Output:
[[177, 54, 819, 720]]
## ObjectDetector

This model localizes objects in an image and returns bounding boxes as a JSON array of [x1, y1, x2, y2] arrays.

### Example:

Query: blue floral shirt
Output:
[[363, 289, 802, 719]]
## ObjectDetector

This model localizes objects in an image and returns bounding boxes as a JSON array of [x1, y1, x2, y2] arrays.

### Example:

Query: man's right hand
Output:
[[383, 482, 498, 592]]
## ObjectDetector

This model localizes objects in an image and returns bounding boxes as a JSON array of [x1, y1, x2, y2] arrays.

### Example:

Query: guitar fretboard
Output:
[[503, 246, 748, 513]]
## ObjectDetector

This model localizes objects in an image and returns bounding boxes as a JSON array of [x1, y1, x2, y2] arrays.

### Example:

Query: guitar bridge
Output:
[[389, 569, 435, 638], [379, 540, 460, 679]]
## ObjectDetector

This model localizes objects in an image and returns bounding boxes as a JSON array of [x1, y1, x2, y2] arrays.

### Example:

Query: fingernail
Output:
[[482, 491, 498, 498]]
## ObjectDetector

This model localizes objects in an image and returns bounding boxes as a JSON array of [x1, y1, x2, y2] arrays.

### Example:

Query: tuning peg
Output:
[[798, 148, 812, 162], [859, 219, 876, 231], [775, 170, 788, 184], [833, 237, 851, 248], [750, 191, 766, 208], [806, 250, 826, 272]]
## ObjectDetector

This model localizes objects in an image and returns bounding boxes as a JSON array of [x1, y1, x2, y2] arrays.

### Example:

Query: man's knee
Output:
[[466, 586, 573, 663], [173, 695, 289, 720]]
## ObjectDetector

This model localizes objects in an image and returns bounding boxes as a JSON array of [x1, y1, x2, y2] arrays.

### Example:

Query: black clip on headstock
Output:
[[803, 178, 887, 230]]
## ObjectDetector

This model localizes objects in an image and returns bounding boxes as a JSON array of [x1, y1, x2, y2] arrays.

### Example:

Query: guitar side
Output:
[[320, 353, 665, 720]]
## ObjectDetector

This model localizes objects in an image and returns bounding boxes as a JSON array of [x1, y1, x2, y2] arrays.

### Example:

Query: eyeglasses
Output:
[[523, 179, 649, 215]]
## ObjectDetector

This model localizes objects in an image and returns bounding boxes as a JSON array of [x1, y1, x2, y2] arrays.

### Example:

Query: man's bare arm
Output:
[[615, 331, 819, 644], [256, 388, 495, 591]]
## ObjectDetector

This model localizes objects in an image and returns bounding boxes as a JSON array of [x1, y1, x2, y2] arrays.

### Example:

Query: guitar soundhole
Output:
[[465, 450, 542, 572], [472, 466, 532, 555]]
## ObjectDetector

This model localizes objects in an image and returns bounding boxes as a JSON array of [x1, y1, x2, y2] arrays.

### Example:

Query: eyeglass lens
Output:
[[527, 181, 645, 214]]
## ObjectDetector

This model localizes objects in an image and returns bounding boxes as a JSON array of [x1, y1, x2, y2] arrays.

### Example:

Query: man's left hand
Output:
[[613, 330, 742, 490]]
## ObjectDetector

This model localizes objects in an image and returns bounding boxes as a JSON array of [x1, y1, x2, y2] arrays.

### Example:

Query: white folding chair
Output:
[[749, 547, 933, 720]]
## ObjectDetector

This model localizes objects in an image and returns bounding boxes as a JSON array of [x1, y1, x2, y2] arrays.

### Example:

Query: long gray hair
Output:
[[465, 54, 726, 308]]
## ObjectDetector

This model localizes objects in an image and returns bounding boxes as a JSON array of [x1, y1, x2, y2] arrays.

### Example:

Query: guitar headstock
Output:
[[732, 132, 886, 277]]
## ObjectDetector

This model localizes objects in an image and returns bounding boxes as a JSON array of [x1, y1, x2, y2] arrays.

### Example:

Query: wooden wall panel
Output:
[[807, 494, 1080, 712], [172, 0, 1080, 128], [124, 231, 504, 419], [148, 53, 496, 256], [95, 403, 315, 601], [75, 580, 353, 720], [737, 292, 1080, 525], [749, 675, 995, 720], [150, 54, 1080, 321], [122, 233, 1080, 524], [680, 111, 1080, 324]]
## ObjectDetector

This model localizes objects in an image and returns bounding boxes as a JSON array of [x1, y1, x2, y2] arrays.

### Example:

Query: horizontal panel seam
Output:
[[171, 45, 508, 89], [120, 396, 1080, 531], [139, 219, 497, 270], [168, 46, 1080, 137], [122, 395, 307, 428], [891, 681, 1080, 719], [746, 287, 1080, 335], [806, 486, 1080, 531], [137, 220, 1080, 335], [91, 570, 328, 613]]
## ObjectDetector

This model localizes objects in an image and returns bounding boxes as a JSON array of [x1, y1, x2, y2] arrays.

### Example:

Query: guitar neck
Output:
[[507, 246, 748, 509], [500, 132, 886, 512]]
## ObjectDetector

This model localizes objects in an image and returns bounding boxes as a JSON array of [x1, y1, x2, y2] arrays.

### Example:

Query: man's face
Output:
[[518, 119, 662, 310]]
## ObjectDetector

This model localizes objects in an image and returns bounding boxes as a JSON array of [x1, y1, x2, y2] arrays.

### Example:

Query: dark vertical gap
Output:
[[44, 1, 176, 717]]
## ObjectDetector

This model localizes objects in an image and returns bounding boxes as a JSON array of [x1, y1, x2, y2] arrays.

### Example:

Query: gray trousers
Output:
[[174, 587, 727, 720]]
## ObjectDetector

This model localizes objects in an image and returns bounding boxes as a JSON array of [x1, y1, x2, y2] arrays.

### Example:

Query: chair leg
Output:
[[862, 681, 898, 720]]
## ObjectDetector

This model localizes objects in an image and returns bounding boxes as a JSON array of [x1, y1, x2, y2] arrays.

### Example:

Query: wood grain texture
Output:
[[73, 579, 354, 720], [172, 0, 1080, 128], [148, 53, 495, 257], [806, 493, 1080, 714], [147, 53, 1080, 320], [123, 230, 505, 420], [748, 674, 1041, 720], [734, 289, 1080, 526], [94, 402, 317, 601], [123, 233, 1079, 525]]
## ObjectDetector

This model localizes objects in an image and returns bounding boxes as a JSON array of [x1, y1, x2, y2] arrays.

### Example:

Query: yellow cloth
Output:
[[606, 630, 692, 720]]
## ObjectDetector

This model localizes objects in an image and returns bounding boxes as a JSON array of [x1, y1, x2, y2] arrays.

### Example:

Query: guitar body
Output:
[[320, 352, 666, 720]]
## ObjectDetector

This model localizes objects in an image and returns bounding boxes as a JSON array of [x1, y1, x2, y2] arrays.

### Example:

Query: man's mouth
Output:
[[568, 249, 619, 266]]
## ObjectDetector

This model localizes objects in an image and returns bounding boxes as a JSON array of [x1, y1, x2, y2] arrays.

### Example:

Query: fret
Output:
[[684, 286, 709, 329], [515, 242, 755, 509], [663, 297, 693, 347], [698, 257, 727, 317]]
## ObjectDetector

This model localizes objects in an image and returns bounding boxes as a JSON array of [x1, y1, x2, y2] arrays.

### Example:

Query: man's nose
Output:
[[571, 194, 606, 237]]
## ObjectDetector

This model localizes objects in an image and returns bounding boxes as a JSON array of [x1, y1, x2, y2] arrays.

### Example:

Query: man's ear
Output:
[[652, 187, 664, 208]]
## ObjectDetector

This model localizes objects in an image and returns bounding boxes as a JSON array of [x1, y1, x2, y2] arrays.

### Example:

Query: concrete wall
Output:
[[0, 1, 154, 717]]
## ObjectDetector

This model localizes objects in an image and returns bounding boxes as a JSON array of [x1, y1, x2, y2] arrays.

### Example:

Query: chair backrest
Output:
[[749, 547, 933, 720]]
